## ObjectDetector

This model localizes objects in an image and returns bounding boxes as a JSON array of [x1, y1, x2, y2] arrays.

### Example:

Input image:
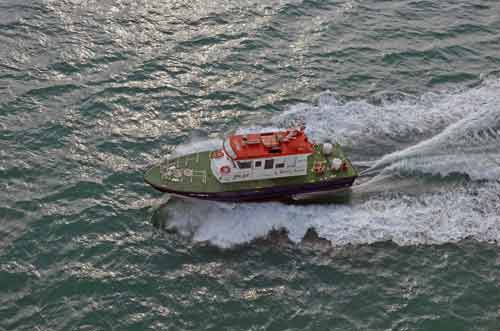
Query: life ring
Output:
[[220, 166, 231, 175], [210, 150, 224, 159], [313, 162, 325, 175]]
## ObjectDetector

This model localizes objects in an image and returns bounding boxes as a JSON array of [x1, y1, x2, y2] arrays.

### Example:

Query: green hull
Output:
[[144, 144, 358, 201]]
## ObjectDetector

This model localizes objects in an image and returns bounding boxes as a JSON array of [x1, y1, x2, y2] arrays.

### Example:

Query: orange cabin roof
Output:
[[228, 129, 314, 160]]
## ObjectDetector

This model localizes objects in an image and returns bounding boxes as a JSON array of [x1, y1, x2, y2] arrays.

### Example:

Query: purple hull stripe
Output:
[[146, 177, 357, 202]]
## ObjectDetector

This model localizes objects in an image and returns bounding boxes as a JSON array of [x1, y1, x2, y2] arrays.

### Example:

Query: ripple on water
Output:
[[2, 0, 500, 330]]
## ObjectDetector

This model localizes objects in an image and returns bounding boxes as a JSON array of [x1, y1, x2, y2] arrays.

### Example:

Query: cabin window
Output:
[[264, 159, 274, 169], [276, 163, 285, 169], [238, 161, 252, 169], [255, 161, 262, 167], [287, 157, 296, 168]]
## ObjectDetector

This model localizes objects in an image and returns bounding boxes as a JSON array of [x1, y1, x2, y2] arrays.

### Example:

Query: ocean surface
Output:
[[1, 0, 500, 330]]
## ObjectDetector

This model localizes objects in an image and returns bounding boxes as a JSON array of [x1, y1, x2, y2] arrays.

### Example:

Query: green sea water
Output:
[[1, 0, 500, 330]]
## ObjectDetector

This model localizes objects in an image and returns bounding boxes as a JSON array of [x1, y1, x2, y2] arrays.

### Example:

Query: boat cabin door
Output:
[[252, 158, 275, 178]]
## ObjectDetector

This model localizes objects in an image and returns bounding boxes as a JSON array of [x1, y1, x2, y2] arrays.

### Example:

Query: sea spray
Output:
[[362, 105, 500, 180], [157, 80, 500, 248]]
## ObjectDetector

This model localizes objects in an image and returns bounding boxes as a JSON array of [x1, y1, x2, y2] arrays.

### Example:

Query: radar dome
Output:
[[322, 143, 333, 155]]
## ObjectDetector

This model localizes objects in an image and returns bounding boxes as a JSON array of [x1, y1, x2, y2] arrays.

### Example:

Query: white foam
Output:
[[171, 138, 222, 157], [160, 80, 500, 248], [273, 79, 500, 151], [235, 126, 282, 135], [162, 181, 500, 248], [364, 96, 500, 180]]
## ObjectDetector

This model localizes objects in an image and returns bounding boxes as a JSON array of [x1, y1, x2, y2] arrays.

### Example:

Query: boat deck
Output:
[[145, 144, 357, 193]]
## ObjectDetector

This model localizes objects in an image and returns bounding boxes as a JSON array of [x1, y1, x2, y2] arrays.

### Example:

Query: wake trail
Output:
[[361, 103, 500, 180], [154, 79, 500, 248]]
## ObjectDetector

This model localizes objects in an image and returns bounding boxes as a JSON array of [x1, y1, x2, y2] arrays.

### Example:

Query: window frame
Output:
[[237, 161, 252, 169]]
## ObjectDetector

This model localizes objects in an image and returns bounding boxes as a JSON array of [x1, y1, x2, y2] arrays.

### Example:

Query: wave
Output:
[[171, 138, 222, 157], [154, 79, 500, 249], [273, 79, 500, 158], [363, 101, 500, 180], [156, 179, 500, 248]]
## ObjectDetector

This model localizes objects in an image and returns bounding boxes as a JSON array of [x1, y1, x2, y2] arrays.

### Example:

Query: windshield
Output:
[[223, 138, 237, 159]]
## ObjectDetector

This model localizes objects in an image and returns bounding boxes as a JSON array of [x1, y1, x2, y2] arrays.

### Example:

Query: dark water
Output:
[[1, 0, 500, 330]]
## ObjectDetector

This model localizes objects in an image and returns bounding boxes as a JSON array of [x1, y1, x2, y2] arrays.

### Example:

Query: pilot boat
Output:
[[144, 127, 357, 202]]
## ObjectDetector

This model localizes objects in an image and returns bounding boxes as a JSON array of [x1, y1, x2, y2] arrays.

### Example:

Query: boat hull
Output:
[[145, 176, 356, 202]]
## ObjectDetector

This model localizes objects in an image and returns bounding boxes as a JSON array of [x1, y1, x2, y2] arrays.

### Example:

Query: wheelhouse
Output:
[[211, 128, 314, 183]]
